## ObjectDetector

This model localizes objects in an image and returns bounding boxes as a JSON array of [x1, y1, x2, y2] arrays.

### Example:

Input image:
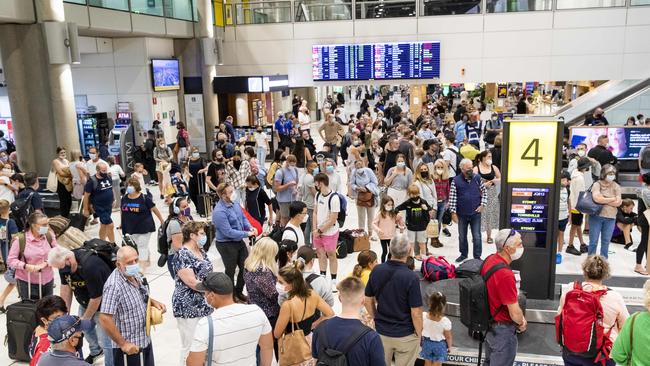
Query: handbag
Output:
[[278, 301, 312, 366], [46, 170, 58, 193], [426, 219, 439, 239], [575, 184, 603, 216], [356, 190, 374, 208], [351, 230, 370, 252]]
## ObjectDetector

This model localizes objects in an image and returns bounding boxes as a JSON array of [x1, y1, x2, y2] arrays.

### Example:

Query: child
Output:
[[557, 170, 571, 263], [614, 198, 638, 250], [131, 163, 148, 189], [421, 292, 453, 366], [0, 199, 19, 312], [171, 172, 189, 198], [396, 184, 433, 261], [372, 196, 405, 263], [159, 161, 175, 202], [349, 250, 377, 285]]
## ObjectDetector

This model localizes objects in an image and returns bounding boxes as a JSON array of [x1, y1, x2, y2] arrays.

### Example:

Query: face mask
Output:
[[313, 167, 319, 175], [485, 160, 493, 166], [397, 162, 406, 168], [74, 334, 84, 353], [100, 172, 109, 179], [247, 186, 258, 191], [436, 168, 444, 175], [606, 175, 616, 182], [384, 205, 394, 211], [302, 214, 309, 223], [126, 186, 136, 194], [192, 152, 200, 158], [577, 150, 586, 157], [275, 282, 287, 296], [511, 246, 524, 261], [421, 171, 429, 179], [230, 191, 238, 202], [159, 144, 165, 148], [89, 153, 97, 160], [182, 207, 191, 216], [198, 235, 207, 246], [464, 170, 473, 178], [38, 226, 48, 236], [326, 166, 334, 173], [124, 263, 140, 277]]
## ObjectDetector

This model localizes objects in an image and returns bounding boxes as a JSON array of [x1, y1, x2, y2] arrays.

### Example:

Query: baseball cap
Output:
[[195, 272, 233, 295], [47, 315, 92, 344]]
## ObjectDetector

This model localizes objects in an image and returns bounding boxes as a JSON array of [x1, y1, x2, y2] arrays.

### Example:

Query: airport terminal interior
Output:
[[1, 0, 650, 365]]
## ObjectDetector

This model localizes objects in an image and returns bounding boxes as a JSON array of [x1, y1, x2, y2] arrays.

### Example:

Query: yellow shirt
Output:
[[348, 268, 372, 286], [460, 144, 480, 161]]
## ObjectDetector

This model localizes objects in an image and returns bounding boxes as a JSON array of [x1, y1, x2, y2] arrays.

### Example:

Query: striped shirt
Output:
[[190, 303, 272, 366], [100, 269, 150, 348]]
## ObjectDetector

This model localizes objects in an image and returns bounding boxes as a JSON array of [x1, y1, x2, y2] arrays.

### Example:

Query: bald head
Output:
[[95, 161, 108, 175], [117, 246, 138, 265]]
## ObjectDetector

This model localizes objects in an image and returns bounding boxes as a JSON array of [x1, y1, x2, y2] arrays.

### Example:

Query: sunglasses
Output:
[[505, 229, 518, 246]]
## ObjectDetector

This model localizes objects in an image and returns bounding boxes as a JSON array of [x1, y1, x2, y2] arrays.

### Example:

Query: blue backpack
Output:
[[318, 192, 347, 227]]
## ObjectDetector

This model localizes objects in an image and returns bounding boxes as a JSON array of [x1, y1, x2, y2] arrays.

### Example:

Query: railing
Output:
[[356, 0, 416, 19], [65, 0, 198, 21], [295, 1, 353, 21], [421, 0, 481, 15], [235, 1, 293, 24]]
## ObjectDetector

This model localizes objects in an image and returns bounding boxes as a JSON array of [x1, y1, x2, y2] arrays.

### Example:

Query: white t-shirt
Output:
[[282, 222, 305, 247], [109, 164, 124, 180], [190, 303, 272, 366], [85, 159, 108, 176], [422, 314, 451, 341], [442, 146, 458, 178], [314, 191, 340, 236], [0, 176, 14, 203], [254, 132, 268, 151]]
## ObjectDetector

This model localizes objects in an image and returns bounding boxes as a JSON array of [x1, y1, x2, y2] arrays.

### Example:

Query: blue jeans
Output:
[[458, 212, 482, 259], [484, 324, 517, 366], [79, 304, 113, 365], [587, 215, 615, 258], [436, 201, 447, 232], [256, 146, 267, 164]]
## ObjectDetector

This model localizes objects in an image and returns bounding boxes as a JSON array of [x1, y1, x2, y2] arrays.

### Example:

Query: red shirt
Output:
[[480, 254, 518, 323]]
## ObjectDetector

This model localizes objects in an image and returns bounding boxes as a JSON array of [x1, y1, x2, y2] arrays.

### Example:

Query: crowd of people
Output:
[[0, 90, 649, 366]]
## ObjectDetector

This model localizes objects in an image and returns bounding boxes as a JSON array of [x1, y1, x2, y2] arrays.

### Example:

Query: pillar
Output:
[[0, 0, 79, 175], [198, 0, 219, 139]]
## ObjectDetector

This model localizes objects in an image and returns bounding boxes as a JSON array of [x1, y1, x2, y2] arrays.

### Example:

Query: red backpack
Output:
[[421, 256, 456, 282], [555, 282, 613, 364]]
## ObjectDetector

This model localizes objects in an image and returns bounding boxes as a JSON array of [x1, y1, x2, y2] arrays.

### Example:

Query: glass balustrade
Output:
[[235, 1, 292, 24], [356, 0, 416, 18], [163, 0, 194, 20], [295, 0, 352, 21], [65, 0, 87, 4], [486, 0, 552, 12], [88, 0, 129, 11], [421, 0, 481, 15], [631, 0, 650, 4], [131, 0, 165, 16]]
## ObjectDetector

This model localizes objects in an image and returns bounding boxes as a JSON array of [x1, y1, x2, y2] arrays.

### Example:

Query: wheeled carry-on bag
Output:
[[6, 272, 42, 361], [122, 351, 146, 366], [196, 172, 215, 218]]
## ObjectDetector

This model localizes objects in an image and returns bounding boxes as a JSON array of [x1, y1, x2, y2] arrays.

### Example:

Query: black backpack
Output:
[[458, 260, 508, 364], [4, 138, 16, 154], [74, 239, 119, 271], [316, 320, 372, 366], [269, 224, 298, 244], [447, 147, 462, 174], [157, 217, 175, 266], [10, 192, 34, 230]]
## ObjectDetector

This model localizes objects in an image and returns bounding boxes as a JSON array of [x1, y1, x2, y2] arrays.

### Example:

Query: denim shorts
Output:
[[420, 337, 448, 362]]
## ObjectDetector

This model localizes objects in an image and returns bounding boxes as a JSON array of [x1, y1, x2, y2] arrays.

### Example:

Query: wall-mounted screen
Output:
[[151, 59, 180, 92], [570, 126, 650, 160], [312, 41, 440, 81]]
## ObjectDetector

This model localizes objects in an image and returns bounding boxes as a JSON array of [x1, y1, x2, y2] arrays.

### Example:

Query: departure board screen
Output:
[[312, 41, 440, 81], [510, 187, 550, 248]]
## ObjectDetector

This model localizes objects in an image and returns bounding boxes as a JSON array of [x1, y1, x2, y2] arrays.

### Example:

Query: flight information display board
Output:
[[312, 41, 440, 81], [510, 187, 550, 248]]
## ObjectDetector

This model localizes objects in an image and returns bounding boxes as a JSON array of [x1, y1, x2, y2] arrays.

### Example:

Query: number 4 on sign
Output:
[[521, 139, 542, 166]]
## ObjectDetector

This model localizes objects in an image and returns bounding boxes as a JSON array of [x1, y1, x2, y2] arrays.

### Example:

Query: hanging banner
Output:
[[184, 94, 207, 153]]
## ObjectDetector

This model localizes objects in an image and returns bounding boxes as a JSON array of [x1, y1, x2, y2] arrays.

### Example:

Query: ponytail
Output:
[[352, 264, 364, 278]]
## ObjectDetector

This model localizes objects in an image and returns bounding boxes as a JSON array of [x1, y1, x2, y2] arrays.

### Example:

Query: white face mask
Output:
[[384, 205, 394, 211], [577, 150, 586, 157], [606, 174, 616, 182], [485, 159, 493, 166], [275, 283, 287, 296], [302, 214, 309, 223], [435, 168, 444, 175], [511, 246, 524, 261], [192, 152, 200, 158], [230, 191, 238, 202]]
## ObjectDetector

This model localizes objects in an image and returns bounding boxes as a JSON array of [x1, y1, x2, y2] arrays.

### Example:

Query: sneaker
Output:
[[85, 350, 104, 364], [580, 244, 588, 253], [331, 279, 338, 292], [565, 246, 581, 256], [454, 255, 467, 263], [442, 228, 451, 237]]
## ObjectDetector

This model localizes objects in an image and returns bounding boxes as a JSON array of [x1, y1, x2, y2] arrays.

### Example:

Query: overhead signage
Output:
[[507, 121, 558, 184]]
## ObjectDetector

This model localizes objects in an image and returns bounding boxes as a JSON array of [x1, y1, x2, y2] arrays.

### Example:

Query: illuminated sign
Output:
[[510, 187, 550, 248], [507, 122, 557, 184]]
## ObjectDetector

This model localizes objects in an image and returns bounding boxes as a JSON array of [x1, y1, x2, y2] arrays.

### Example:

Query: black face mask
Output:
[[421, 171, 429, 179], [75, 334, 84, 354], [233, 160, 242, 169], [464, 170, 473, 179]]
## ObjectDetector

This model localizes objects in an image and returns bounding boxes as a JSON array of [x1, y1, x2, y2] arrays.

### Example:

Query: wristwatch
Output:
[[317, 228, 323, 234]]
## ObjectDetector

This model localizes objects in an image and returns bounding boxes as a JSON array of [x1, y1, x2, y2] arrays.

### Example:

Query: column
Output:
[[198, 0, 220, 139]]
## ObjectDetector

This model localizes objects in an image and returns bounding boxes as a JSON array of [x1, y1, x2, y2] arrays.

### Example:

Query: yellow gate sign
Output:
[[507, 121, 558, 184]]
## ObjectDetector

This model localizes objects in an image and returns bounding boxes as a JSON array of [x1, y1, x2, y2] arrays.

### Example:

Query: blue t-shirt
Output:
[[0, 217, 18, 261], [120, 193, 156, 234], [274, 118, 286, 136], [312, 318, 385, 366], [16, 188, 43, 211], [365, 260, 423, 337], [84, 176, 114, 209], [274, 167, 298, 203]]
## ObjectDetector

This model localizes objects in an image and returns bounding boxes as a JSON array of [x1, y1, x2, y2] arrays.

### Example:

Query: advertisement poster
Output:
[[570, 126, 650, 160], [184, 94, 207, 152]]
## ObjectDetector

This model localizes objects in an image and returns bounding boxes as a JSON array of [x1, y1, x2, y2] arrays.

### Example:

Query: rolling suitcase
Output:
[[6, 272, 42, 361], [196, 172, 215, 218], [69, 196, 88, 231]]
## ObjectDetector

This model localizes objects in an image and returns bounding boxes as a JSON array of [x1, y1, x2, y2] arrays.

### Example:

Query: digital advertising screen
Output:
[[570, 126, 650, 160], [510, 187, 550, 248], [151, 59, 180, 92], [312, 41, 440, 81]]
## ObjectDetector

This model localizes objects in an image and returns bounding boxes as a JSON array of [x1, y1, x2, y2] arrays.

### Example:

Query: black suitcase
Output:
[[69, 197, 88, 231], [196, 172, 215, 218], [6, 273, 41, 361]]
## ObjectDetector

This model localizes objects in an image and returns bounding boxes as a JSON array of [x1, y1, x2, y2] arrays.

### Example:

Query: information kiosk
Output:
[[499, 118, 563, 300]]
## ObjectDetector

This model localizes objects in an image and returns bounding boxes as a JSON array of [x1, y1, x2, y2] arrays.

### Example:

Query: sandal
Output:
[[487, 238, 493, 244], [634, 268, 649, 276]]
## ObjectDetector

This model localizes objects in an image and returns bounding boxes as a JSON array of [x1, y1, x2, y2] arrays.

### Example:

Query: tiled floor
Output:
[[1, 114, 647, 366]]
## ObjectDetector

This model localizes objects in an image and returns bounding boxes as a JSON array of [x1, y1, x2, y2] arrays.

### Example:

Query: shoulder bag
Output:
[[576, 183, 603, 216], [278, 299, 312, 366]]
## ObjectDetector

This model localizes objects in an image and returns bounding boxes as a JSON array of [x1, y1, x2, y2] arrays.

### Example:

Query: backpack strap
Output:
[[285, 226, 298, 242], [340, 324, 372, 355], [481, 262, 508, 282], [305, 273, 320, 285]]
